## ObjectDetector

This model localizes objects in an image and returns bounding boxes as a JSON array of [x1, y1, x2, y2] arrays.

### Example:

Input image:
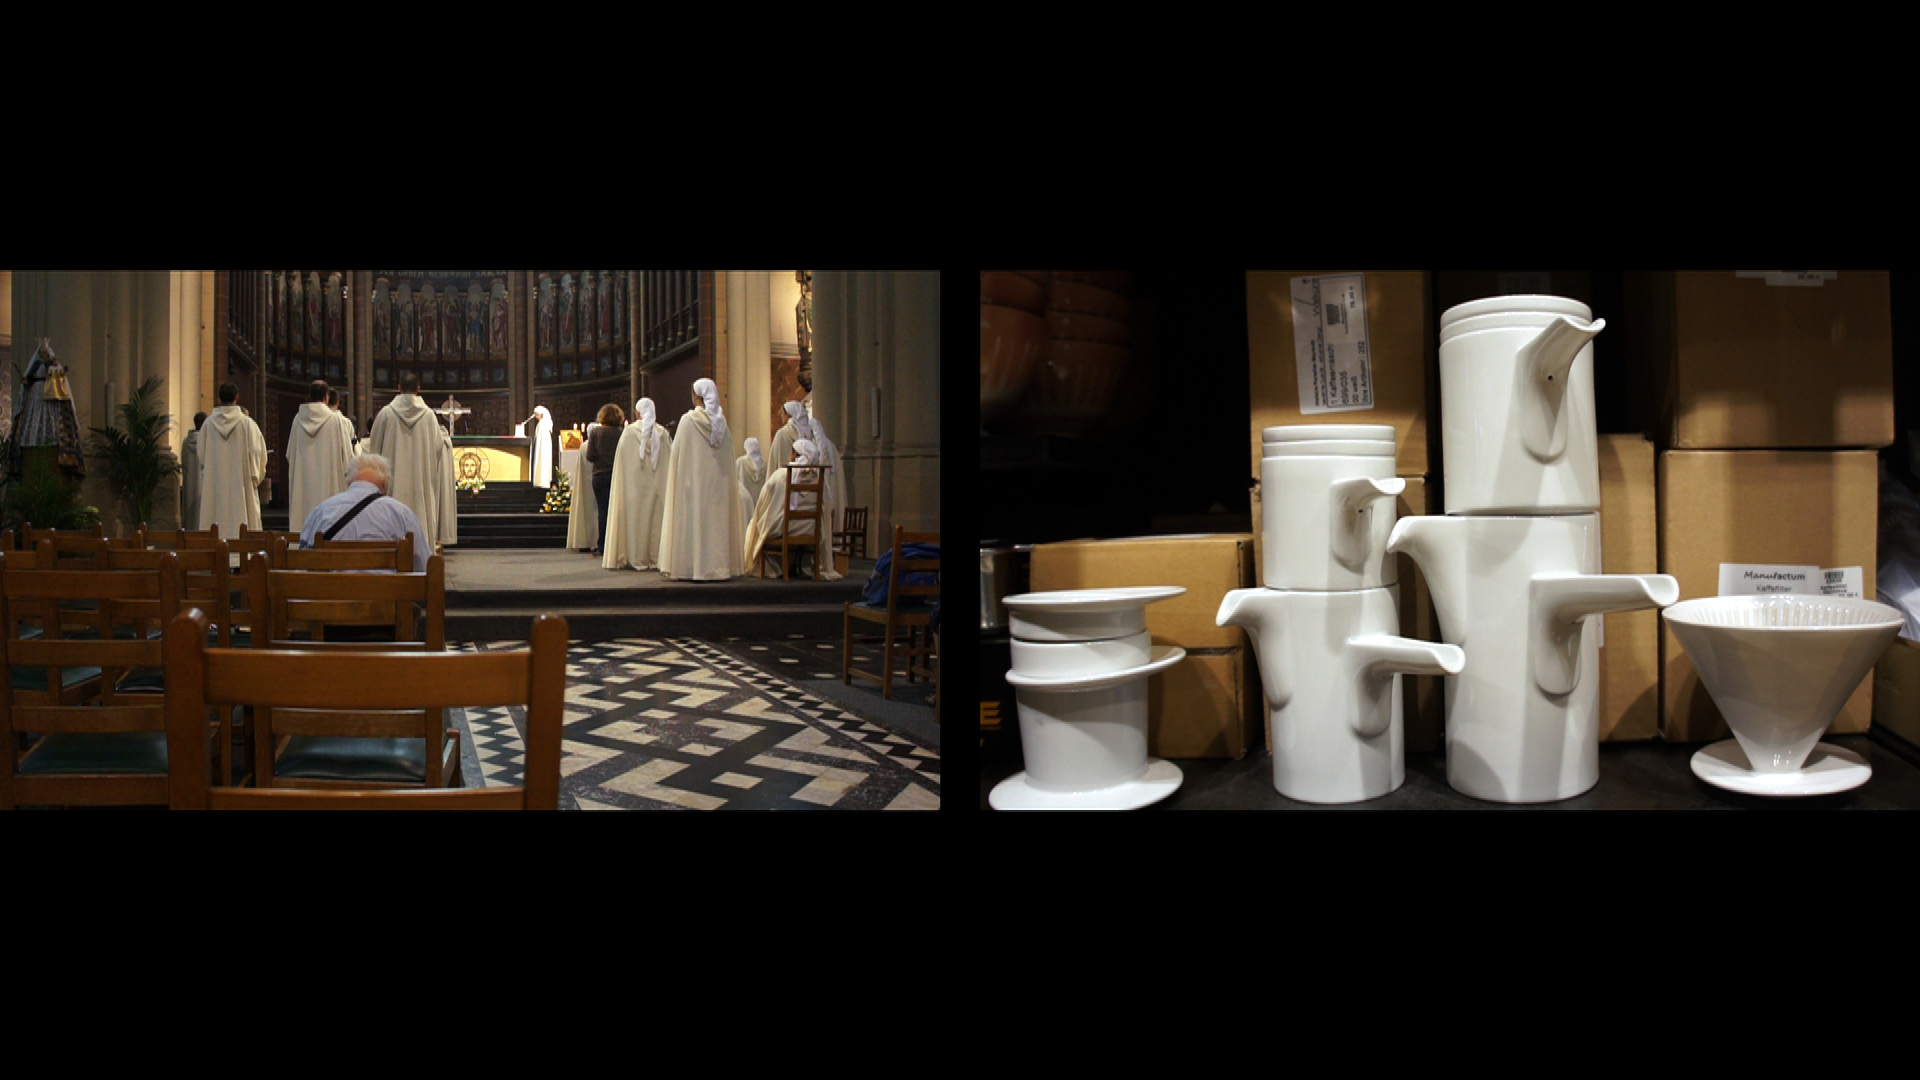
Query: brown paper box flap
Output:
[[1030, 534, 1255, 650]]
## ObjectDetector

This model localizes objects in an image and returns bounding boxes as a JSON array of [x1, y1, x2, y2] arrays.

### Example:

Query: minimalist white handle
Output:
[[1515, 315, 1603, 461], [1328, 476, 1406, 571], [1530, 572, 1678, 695]]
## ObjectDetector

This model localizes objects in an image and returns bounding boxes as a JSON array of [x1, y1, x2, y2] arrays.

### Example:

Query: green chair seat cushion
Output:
[[115, 667, 167, 694], [9, 664, 103, 694], [275, 737, 426, 785], [16, 731, 169, 775]]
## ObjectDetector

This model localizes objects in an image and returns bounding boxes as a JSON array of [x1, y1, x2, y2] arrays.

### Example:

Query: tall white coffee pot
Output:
[[1385, 513, 1678, 802]]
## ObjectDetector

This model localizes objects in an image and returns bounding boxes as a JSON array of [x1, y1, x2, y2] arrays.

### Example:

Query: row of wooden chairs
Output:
[[843, 524, 940, 703], [1, 530, 565, 810]]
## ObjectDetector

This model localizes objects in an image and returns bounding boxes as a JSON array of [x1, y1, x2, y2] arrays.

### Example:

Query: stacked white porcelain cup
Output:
[[1217, 425, 1464, 804], [989, 586, 1188, 811], [1387, 296, 1680, 803]]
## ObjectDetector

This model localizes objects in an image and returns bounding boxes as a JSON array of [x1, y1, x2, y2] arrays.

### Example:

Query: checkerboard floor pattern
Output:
[[455, 637, 938, 810]]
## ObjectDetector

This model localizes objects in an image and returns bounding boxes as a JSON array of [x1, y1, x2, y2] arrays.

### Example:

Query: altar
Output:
[[452, 435, 531, 484]]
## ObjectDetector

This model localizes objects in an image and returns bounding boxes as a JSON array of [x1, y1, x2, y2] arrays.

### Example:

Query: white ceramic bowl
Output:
[[1664, 595, 1903, 773], [1010, 631, 1152, 678]]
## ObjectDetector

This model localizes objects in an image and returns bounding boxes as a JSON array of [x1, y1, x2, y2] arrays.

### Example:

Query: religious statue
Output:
[[9, 340, 86, 480], [397, 294, 414, 356], [581, 272, 597, 349], [290, 276, 304, 349], [560, 274, 576, 349], [420, 287, 439, 356], [327, 274, 344, 352], [796, 269, 813, 372], [267, 274, 278, 346], [373, 286, 390, 358], [598, 270, 612, 343], [307, 274, 322, 353], [612, 274, 625, 342], [442, 292, 461, 361], [490, 286, 509, 355], [538, 278, 555, 353], [468, 291, 485, 357]]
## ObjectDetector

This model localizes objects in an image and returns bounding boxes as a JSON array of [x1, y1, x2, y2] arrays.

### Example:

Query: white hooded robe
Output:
[[744, 439, 841, 579], [735, 439, 766, 540], [657, 384, 741, 581], [603, 403, 672, 571], [369, 393, 450, 552], [286, 401, 356, 534], [530, 405, 554, 488], [566, 423, 599, 551], [438, 425, 459, 547], [805, 397, 848, 543], [197, 404, 265, 537]]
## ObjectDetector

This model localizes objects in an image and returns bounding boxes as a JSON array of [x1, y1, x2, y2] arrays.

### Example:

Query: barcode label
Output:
[[1291, 273, 1375, 414], [1735, 271, 1837, 287]]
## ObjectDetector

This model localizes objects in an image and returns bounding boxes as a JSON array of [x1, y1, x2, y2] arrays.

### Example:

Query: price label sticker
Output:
[[1290, 273, 1374, 414], [1717, 563, 1859, 597]]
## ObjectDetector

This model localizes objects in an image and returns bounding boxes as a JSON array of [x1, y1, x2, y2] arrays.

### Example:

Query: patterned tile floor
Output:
[[457, 634, 939, 810]]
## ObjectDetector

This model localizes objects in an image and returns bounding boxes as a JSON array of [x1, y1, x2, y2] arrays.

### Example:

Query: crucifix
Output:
[[435, 394, 472, 435]]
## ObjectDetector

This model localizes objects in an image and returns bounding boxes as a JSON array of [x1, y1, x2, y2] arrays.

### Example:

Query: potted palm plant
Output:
[[89, 375, 181, 531]]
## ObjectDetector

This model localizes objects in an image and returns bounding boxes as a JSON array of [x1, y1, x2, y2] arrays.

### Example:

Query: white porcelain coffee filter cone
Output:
[[1011, 631, 1152, 678], [1004, 586, 1185, 643], [1664, 595, 1903, 773]]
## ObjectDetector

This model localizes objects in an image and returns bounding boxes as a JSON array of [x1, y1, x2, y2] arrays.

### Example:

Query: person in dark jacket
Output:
[[584, 403, 625, 556]]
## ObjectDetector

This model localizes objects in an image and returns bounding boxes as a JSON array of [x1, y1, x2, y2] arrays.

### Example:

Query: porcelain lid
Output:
[[1261, 424, 1396, 443], [1440, 294, 1592, 330], [1004, 586, 1186, 643]]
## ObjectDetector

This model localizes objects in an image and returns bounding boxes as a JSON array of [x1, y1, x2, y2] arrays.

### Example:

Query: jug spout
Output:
[[1386, 515, 1464, 635], [1217, 588, 1291, 709], [1347, 634, 1464, 738], [1530, 572, 1679, 694], [1516, 314, 1605, 461], [1329, 476, 1405, 571]]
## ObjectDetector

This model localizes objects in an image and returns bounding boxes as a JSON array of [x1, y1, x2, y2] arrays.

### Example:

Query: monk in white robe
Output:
[[437, 425, 459, 548], [198, 386, 266, 537], [529, 405, 554, 488], [566, 423, 599, 551], [735, 436, 766, 537], [657, 378, 742, 581], [180, 412, 205, 532], [286, 381, 356, 535], [368, 375, 450, 553], [768, 401, 805, 481], [603, 399, 672, 571], [744, 439, 841, 579]]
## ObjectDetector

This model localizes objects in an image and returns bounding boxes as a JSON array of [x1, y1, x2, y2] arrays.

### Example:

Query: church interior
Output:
[[0, 270, 941, 811]]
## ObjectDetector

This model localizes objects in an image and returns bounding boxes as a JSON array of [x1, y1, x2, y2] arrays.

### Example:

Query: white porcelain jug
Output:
[[1216, 585, 1462, 803], [1259, 424, 1404, 590], [1438, 295, 1603, 515], [1385, 513, 1678, 803]]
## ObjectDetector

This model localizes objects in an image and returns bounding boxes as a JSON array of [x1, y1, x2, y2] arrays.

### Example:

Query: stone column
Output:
[[629, 270, 641, 408], [512, 270, 530, 425], [354, 270, 371, 430]]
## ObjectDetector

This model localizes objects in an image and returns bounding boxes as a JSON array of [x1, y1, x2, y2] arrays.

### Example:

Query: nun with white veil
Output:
[[657, 378, 742, 580], [769, 400, 846, 542], [735, 436, 766, 536], [744, 438, 842, 580], [602, 398, 673, 570], [566, 423, 599, 552]]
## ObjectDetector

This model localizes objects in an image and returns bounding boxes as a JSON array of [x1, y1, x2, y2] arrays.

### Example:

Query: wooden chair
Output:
[[755, 464, 828, 581], [284, 533, 415, 573], [104, 541, 242, 783], [143, 525, 222, 550], [164, 609, 565, 810], [836, 506, 870, 561], [244, 556, 458, 790], [843, 525, 940, 700], [0, 551, 184, 808]]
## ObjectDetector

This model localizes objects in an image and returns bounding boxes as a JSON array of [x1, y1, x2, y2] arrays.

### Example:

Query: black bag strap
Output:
[[319, 492, 386, 542]]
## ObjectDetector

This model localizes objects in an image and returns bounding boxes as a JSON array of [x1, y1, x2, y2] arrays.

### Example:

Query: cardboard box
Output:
[[1251, 476, 1444, 754], [1624, 272, 1894, 449], [1597, 435, 1660, 741], [1029, 534, 1260, 759], [1873, 635, 1920, 751], [1658, 450, 1880, 741], [1246, 271, 1433, 478]]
